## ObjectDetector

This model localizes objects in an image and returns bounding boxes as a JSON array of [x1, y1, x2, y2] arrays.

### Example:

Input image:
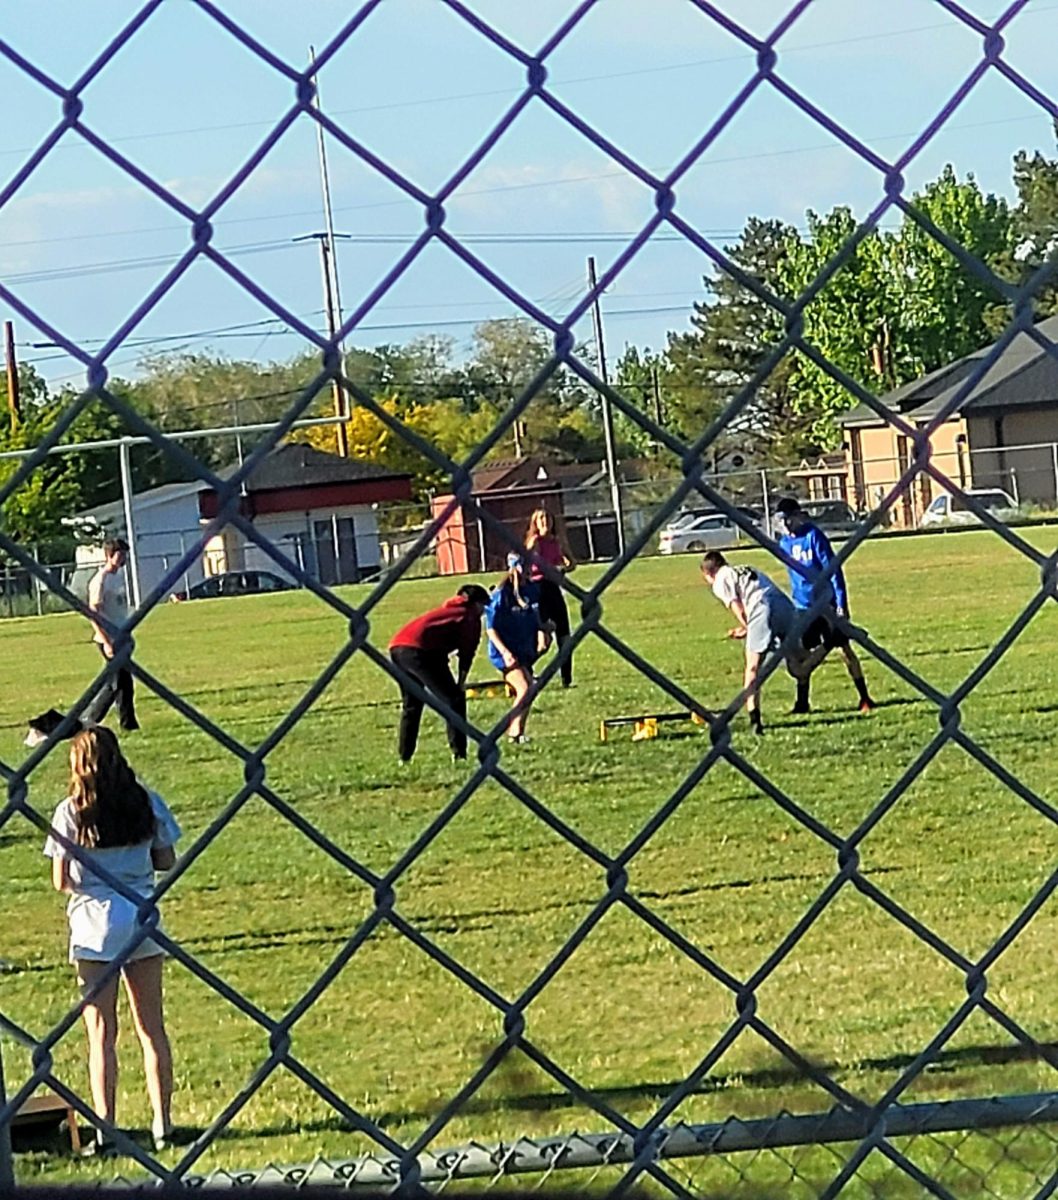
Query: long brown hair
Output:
[[525, 507, 556, 548], [68, 727, 155, 849]]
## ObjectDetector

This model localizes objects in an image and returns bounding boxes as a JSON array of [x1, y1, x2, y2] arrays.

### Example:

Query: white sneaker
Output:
[[508, 734, 532, 746]]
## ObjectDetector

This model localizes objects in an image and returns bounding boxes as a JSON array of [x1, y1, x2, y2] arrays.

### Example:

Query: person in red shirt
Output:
[[389, 584, 490, 763]]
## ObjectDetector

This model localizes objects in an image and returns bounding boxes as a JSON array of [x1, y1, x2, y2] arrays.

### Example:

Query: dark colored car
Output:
[[801, 500, 860, 533], [169, 570, 294, 602]]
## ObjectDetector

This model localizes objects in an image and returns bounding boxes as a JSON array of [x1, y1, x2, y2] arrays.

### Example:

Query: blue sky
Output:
[[3, 0, 1057, 394]]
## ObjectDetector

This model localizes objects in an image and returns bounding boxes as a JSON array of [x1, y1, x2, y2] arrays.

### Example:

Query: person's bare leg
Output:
[[77, 962, 121, 1135], [122, 956, 173, 1142], [744, 648, 764, 734], [505, 667, 532, 738], [840, 643, 876, 711]]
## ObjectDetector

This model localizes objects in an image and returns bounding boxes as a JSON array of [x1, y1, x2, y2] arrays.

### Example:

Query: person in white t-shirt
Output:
[[44, 727, 180, 1155], [700, 551, 830, 735], [84, 537, 139, 732]]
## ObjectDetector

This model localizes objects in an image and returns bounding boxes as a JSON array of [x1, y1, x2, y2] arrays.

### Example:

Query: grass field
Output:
[[4, 529, 1058, 1193]]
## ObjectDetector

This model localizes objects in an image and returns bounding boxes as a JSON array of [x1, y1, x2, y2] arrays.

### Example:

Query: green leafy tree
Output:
[[988, 142, 1058, 327], [891, 165, 1012, 369], [778, 168, 1012, 444], [663, 217, 814, 461]]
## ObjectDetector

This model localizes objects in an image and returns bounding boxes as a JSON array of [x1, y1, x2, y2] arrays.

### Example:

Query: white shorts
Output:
[[68, 894, 167, 965], [745, 593, 794, 654]]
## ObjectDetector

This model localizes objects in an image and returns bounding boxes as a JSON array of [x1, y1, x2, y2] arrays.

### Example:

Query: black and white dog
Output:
[[24, 709, 85, 748]]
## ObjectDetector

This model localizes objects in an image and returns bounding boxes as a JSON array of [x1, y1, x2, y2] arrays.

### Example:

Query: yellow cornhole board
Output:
[[465, 680, 514, 700], [599, 711, 707, 742]]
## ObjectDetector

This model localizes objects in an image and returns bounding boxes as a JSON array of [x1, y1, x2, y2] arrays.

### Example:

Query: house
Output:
[[70, 443, 412, 598], [838, 314, 1058, 527], [431, 456, 660, 574], [432, 458, 562, 574], [785, 455, 849, 505]]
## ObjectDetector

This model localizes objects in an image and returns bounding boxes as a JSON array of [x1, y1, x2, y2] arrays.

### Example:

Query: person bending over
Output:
[[389, 583, 490, 763], [700, 551, 828, 735], [485, 554, 550, 746]]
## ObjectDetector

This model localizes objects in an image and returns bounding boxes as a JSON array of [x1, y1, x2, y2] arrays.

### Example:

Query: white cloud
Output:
[[448, 158, 652, 230]]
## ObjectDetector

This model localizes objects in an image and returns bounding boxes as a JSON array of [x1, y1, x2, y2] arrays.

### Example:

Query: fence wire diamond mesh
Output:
[[2, 1, 1058, 1197]]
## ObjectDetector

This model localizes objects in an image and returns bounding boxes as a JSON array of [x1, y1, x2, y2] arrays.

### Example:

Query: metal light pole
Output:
[[587, 256, 625, 556], [294, 232, 351, 458], [118, 438, 142, 608], [308, 46, 350, 457], [5, 320, 20, 434]]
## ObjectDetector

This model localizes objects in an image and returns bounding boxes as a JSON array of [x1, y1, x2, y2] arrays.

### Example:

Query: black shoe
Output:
[[82, 1132, 118, 1159], [790, 702, 810, 715], [120, 718, 141, 733]]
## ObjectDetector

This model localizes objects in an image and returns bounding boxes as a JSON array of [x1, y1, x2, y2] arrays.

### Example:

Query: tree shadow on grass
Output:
[[217, 1037, 1058, 1143]]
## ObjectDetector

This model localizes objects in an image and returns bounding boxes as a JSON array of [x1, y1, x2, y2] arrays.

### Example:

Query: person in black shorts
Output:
[[775, 498, 876, 714]]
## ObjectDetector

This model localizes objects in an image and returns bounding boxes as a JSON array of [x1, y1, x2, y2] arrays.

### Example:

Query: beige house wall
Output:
[[843, 417, 967, 527]]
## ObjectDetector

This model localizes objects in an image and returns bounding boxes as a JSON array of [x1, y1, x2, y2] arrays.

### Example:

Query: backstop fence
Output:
[[3, 2, 1058, 1197]]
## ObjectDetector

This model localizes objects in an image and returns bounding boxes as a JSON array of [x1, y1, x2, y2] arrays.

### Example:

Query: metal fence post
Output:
[[760, 469, 773, 540], [118, 438, 142, 609], [0, 1039, 14, 1191]]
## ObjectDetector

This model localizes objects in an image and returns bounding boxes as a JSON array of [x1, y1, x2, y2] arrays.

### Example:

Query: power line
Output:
[[1, 2, 1054, 166], [0, 106, 1050, 258]]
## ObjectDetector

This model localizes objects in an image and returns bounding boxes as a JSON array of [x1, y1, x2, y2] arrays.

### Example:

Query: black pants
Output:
[[391, 646, 466, 761], [538, 578, 572, 687], [85, 644, 138, 730]]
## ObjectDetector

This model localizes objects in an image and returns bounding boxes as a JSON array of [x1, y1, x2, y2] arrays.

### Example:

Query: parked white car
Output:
[[658, 512, 739, 554], [920, 488, 1018, 528]]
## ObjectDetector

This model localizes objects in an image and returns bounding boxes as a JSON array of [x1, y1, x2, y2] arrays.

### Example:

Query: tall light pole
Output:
[[588, 256, 625, 556], [5, 320, 20, 434], [308, 46, 350, 457], [294, 232, 351, 458]]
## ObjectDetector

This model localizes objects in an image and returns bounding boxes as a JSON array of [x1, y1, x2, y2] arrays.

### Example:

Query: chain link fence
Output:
[[3, 2, 1058, 1196]]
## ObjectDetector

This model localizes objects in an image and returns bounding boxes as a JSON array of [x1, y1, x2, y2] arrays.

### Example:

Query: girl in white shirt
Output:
[[44, 727, 180, 1155]]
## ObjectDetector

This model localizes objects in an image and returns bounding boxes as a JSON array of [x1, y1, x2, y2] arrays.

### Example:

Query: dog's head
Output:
[[25, 709, 84, 748]]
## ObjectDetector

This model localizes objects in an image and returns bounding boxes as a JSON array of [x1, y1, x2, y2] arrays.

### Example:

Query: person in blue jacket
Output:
[[485, 553, 552, 745], [775, 497, 876, 715]]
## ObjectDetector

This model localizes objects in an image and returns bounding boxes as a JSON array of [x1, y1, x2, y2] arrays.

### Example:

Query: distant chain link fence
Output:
[[3, 1, 1058, 1196]]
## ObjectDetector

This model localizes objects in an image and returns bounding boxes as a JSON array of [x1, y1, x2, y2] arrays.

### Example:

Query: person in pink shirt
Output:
[[524, 507, 576, 688]]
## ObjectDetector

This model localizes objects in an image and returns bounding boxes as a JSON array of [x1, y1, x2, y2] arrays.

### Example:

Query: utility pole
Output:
[[651, 364, 664, 428], [588, 256, 625, 556], [308, 46, 349, 458], [294, 232, 351, 458], [4, 321, 20, 434]]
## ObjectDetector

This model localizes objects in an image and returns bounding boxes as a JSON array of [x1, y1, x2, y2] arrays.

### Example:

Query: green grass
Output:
[[4, 529, 1058, 1194]]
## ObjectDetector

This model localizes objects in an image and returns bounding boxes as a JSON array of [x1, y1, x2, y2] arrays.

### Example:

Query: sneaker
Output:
[[153, 1127, 172, 1153], [82, 1132, 118, 1159], [120, 717, 141, 733], [508, 734, 532, 746], [789, 702, 810, 715], [858, 698, 877, 714]]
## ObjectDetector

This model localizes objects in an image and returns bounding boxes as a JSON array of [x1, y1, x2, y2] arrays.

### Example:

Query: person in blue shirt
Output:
[[485, 553, 551, 745], [775, 497, 876, 715]]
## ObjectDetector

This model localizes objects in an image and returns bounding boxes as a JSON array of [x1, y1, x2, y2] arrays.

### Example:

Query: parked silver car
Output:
[[658, 512, 739, 554], [920, 488, 1017, 528]]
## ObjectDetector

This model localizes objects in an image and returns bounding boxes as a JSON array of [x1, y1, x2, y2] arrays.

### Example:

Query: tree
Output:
[[777, 168, 1012, 444], [988, 141, 1058, 327], [663, 217, 815, 461], [891, 165, 1012, 369]]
